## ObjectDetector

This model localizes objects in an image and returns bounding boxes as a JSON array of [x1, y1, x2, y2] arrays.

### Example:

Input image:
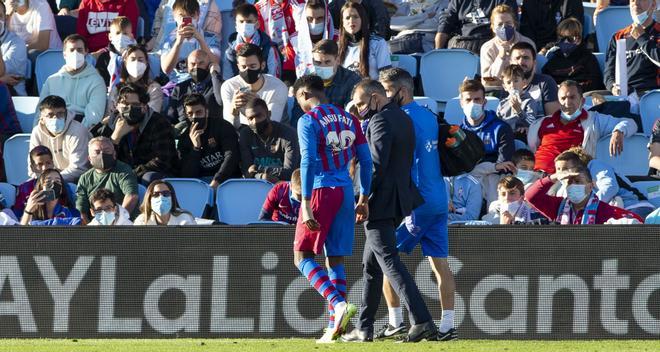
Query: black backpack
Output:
[[436, 115, 485, 177]]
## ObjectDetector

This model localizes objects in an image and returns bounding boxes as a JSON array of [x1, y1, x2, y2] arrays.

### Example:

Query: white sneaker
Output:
[[316, 328, 336, 344]]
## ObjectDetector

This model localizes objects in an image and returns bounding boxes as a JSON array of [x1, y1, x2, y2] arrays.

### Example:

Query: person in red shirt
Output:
[[76, 0, 139, 54], [259, 168, 301, 224], [525, 166, 643, 224]]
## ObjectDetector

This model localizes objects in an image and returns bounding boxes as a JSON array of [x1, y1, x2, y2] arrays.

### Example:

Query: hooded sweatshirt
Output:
[[87, 205, 133, 225], [39, 62, 107, 129], [29, 111, 91, 183], [461, 110, 515, 163], [76, 0, 139, 52]]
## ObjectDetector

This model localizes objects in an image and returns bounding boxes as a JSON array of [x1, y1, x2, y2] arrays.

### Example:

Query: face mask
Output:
[[250, 119, 270, 136], [45, 118, 66, 134], [121, 106, 146, 125], [560, 106, 582, 122], [392, 88, 405, 106], [314, 65, 335, 80], [111, 34, 136, 52], [239, 68, 261, 84], [125, 61, 147, 79], [94, 210, 116, 225], [65, 51, 86, 71], [462, 102, 484, 120], [358, 96, 377, 120], [566, 184, 588, 204], [190, 67, 210, 83], [309, 22, 325, 35], [515, 169, 536, 185], [151, 196, 172, 216], [558, 40, 578, 56], [631, 7, 650, 25], [504, 200, 522, 215], [90, 152, 116, 170], [237, 22, 256, 38], [495, 24, 515, 41], [49, 182, 63, 199]]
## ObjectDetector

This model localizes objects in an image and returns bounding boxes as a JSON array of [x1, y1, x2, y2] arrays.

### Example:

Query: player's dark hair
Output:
[[354, 78, 386, 97], [379, 67, 414, 95], [292, 74, 325, 97]]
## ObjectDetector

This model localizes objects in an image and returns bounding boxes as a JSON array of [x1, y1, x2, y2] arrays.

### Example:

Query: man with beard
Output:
[[510, 41, 561, 116]]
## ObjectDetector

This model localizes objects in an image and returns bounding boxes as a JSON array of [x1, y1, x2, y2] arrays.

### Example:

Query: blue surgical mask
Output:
[[314, 65, 335, 80], [462, 102, 484, 119], [494, 24, 515, 41], [631, 8, 650, 25], [516, 169, 537, 185], [151, 196, 172, 216], [566, 184, 588, 204], [309, 22, 325, 35], [45, 118, 66, 134], [560, 107, 582, 122], [237, 22, 256, 38], [94, 210, 116, 225]]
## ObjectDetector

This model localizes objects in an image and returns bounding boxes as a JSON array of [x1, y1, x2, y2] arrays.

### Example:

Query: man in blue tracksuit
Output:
[[376, 68, 457, 341]]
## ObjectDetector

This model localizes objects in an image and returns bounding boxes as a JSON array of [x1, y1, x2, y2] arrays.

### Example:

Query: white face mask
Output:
[[64, 51, 86, 71], [314, 65, 334, 80], [462, 102, 484, 120], [94, 210, 116, 225], [630, 7, 650, 25], [566, 184, 588, 204], [111, 34, 136, 52], [237, 22, 256, 38], [309, 22, 324, 35], [504, 200, 522, 215], [126, 60, 147, 79]]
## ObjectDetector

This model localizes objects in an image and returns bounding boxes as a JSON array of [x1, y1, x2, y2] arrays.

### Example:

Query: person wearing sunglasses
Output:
[[87, 188, 133, 225], [134, 180, 195, 225]]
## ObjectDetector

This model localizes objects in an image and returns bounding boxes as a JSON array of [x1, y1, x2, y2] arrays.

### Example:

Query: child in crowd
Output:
[[445, 173, 483, 222], [259, 169, 301, 224], [96, 16, 137, 87], [483, 176, 534, 224], [512, 149, 542, 190], [496, 64, 544, 139]]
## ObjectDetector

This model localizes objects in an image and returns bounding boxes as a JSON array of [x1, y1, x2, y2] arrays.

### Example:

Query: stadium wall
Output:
[[0, 225, 659, 339]]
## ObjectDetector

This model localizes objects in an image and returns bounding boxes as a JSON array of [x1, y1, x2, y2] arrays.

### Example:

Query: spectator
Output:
[[7, 0, 62, 59], [0, 1, 28, 95], [293, 0, 337, 78], [220, 43, 288, 129], [291, 39, 361, 126], [20, 168, 82, 226], [76, 0, 139, 54], [107, 45, 163, 116], [29, 95, 90, 183], [650, 119, 660, 177], [480, 4, 535, 89], [526, 166, 643, 224], [134, 179, 196, 225], [39, 34, 107, 129], [329, 0, 391, 40], [177, 93, 241, 188], [512, 148, 541, 189], [0, 190, 18, 225], [87, 188, 134, 225], [519, 0, 583, 50], [0, 82, 21, 142], [435, 0, 518, 53], [149, 0, 221, 55], [168, 49, 221, 123], [528, 80, 637, 174], [158, 0, 220, 85], [445, 174, 483, 222], [13, 145, 53, 217], [338, 2, 391, 79], [594, 0, 630, 25], [496, 64, 544, 137], [239, 98, 299, 183], [542, 18, 605, 93], [483, 176, 534, 224], [58, 0, 81, 16], [96, 16, 137, 87], [76, 136, 139, 223], [510, 41, 562, 116], [259, 168, 302, 224], [103, 83, 177, 185], [553, 147, 656, 218], [604, 0, 659, 96]]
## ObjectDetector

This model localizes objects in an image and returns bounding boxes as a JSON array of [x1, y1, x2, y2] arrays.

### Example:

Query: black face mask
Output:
[[90, 152, 116, 170], [190, 67, 210, 83], [250, 119, 270, 136], [240, 68, 261, 84], [359, 96, 378, 120], [51, 182, 63, 199], [121, 106, 145, 125], [392, 88, 404, 106]]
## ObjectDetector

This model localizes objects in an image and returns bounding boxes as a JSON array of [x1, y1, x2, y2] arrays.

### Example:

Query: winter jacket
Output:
[[543, 43, 605, 92], [437, 0, 518, 38], [461, 110, 515, 163], [520, 0, 584, 50]]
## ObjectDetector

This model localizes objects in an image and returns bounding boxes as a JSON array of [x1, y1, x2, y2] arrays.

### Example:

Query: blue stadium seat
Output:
[[639, 89, 660, 136], [35, 50, 64, 94], [391, 54, 418, 77], [593, 52, 606, 75], [248, 221, 289, 225], [595, 133, 650, 176], [138, 184, 147, 204], [12, 96, 39, 133], [595, 6, 631, 52], [163, 178, 214, 218], [583, 13, 594, 37], [287, 96, 294, 122], [216, 179, 273, 225], [443, 96, 500, 125], [420, 49, 479, 104], [536, 54, 548, 72], [413, 96, 438, 114], [0, 182, 16, 208], [137, 17, 145, 38], [3, 133, 31, 186], [632, 181, 660, 208], [67, 183, 77, 203]]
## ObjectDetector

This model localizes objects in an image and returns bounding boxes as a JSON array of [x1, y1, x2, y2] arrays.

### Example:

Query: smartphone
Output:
[[239, 86, 250, 93], [181, 16, 192, 27], [192, 117, 205, 125], [42, 189, 56, 202]]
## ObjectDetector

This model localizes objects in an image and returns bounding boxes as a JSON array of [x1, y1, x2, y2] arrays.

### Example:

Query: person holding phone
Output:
[[20, 168, 81, 225], [176, 93, 241, 189]]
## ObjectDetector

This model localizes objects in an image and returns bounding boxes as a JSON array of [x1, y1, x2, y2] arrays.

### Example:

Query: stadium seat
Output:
[[583, 13, 594, 37], [443, 96, 500, 125], [35, 50, 64, 94], [67, 183, 77, 203], [12, 96, 39, 133], [248, 220, 289, 225], [595, 133, 650, 176], [413, 96, 438, 114], [0, 182, 16, 208], [138, 184, 147, 204], [632, 181, 660, 208], [595, 6, 631, 52], [391, 54, 418, 77], [137, 17, 145, 38], [514, 139, 530, 151], [287, 96, 294, 122], [536, 54, 547, 72], [639, 89, 660, 136], [420, 49, 479, 104], [3, 133, 31, 186], [216, 179, 273, 225], [163, 178, 214, 218], [593, 52, 606, 75]]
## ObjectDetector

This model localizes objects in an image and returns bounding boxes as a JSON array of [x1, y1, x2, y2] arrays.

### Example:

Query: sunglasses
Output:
[[152, 191, 172, 198]]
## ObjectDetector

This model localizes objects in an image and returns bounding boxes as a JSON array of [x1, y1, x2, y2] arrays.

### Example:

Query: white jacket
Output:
[[87, 205, 134, 225], [527, 110, 637, 157], [134, 211, 196, 225], [29, 110, 91, 183]]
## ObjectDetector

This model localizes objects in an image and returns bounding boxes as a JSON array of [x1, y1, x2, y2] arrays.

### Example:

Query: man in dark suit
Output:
[[342, 79, 438, 343]]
